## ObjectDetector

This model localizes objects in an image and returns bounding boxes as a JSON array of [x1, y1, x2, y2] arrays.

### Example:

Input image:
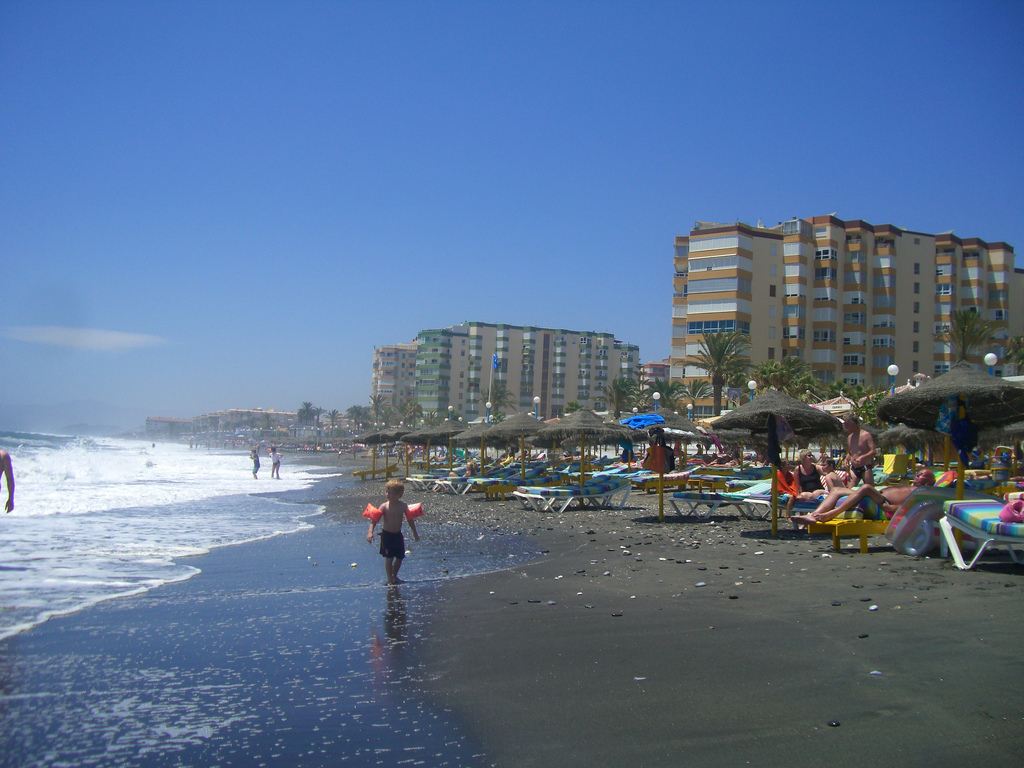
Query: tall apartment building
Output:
[[413, 322, 640, 420], [671, 216, 1022, 415], [371, 341, 419, 410]]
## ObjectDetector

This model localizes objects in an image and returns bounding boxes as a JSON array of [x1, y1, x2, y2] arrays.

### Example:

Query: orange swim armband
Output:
[[363, 502, 424, 523]]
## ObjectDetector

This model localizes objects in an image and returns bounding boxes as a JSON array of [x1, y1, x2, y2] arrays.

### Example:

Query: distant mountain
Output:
[[0, 400, 149, 435]]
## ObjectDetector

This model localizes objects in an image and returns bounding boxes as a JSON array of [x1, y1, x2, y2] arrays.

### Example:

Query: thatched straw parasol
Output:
[[877, 424, 945, 454], [356, 429, 391, 476], [536, 410, 634, 483], [400, 422, 467, 473], [378, 427, 412, 476], [481, 411, 546, 478], [877, 363, 1024, 496], [712, 389, 844, 536], [714, 390, 845, 439], [877, 363, 1024, 430]]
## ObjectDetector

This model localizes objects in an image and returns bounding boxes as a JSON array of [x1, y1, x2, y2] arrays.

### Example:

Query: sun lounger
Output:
[[513, 478, 631, 514], [629, 471, 692, 494], [669, 480, 776, 521], [939, 499, 1024, 570], [353, 464, 399, 481]]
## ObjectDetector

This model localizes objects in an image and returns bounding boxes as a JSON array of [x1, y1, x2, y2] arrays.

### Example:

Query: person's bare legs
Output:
[[792, 485, 886, 524], [391, 556, 405, 585], [384, 557, 396, 585]]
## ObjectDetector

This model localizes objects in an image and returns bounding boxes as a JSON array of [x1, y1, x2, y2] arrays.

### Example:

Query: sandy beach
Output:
[[2, 454, 1022, 767], [323, 462, 1024, 767]]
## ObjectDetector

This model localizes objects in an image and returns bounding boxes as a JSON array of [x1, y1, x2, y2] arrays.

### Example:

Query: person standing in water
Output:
[[250, 446, 260, 479], [270, 446, 282, 479], [1, 448, 14, 512]]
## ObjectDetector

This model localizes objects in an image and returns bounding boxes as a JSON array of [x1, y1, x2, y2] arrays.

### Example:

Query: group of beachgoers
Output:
[[249, 444, 283, 479], [777, 415, 937, 526]]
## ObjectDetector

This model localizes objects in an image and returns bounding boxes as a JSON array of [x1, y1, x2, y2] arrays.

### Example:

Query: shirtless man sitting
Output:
[[790, 468, 935, 525]]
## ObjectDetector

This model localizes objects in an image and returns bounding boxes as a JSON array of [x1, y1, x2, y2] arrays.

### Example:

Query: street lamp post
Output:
[[984, 352, 998, 376], [686, 403, 693, 420], [447, 405, 453, 421], [652, 391, 661, 411], [887, 364, 900, 395], [485, 401, 492, 424], [747, 379, 757, 402], [534, 395, 541, 419]]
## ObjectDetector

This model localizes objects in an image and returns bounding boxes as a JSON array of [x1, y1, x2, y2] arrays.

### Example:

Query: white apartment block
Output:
[[671, 216, 1022, 414], [372, 341, 419, 411], [412, 322, 640, 420]]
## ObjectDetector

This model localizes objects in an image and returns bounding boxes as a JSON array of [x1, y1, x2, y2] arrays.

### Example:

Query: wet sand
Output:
[[327, 465, 1024, 767]]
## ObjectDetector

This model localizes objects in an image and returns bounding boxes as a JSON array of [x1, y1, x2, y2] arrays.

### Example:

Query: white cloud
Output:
[[1, 326, 167, 351]]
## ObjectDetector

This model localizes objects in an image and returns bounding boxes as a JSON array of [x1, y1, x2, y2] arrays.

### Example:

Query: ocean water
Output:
[[0, 431, 536, 767], [0, 433, 329, 642]]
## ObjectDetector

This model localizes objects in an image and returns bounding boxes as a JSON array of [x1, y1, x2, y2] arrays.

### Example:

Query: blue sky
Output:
[[2, 0, 1022, 429]]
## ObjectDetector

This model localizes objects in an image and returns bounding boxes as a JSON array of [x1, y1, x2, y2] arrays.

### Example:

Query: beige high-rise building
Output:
[[371, 341, 419, 411], [671, 216, 1022, 417], [412, 322, 640, 420]]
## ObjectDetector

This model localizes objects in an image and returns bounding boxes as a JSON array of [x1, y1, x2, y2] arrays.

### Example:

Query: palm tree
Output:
[[682, 331, 751, 415], [346, 405, 372, 434], [679, 378, 712, 410], [482, 383, 517, 417], [940, 309, 998, 363], [369, 394, 388, 424], [327, 409, 340, 438], [751, 356, 816, 398], [646, 379, 685, 411], [312, 407, 325, 446], [402, 400, 423, 427], [298, 401, 315, 426], [597, 377, 638, 418], [1005, 335, 1024, 375]]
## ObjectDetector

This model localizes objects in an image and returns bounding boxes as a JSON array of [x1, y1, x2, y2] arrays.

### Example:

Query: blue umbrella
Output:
[[620, 413, 665, 429]]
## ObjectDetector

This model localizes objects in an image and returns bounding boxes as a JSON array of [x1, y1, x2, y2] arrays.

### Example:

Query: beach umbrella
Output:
[[877, 424, 945, 454], [712, 390, 844, 536], [357, 429, 390, 477], [380, 427, 412, 477], [622, 412, 701, 521], [536, 410, 634, 494], [450, 421, 492, 470], [400, 423, 466, 474], [481, 411, 546, 479], [877, 363, 1024, 497]]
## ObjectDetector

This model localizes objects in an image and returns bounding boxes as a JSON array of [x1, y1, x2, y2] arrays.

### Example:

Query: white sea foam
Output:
[[0, 434, 331, 641]]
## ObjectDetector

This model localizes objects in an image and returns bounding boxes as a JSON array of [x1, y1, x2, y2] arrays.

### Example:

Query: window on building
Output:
[[913, 321, 920, 333], [913, 302, 920, 314], [912, 360, 919, 373], [769, 284, 776, 297], [768, 347, 775, 359], [913, 341, 919, 353], [914, 262, 920, 274], [913, 282, 920, 294]]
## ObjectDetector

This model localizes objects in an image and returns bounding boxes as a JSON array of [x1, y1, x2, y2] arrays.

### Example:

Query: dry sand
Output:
[[326, 466, 1024, 768]]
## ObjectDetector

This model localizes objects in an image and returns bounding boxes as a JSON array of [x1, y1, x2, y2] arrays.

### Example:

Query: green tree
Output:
[[297, 401, 315, 426], [1005, 335, 1024, 375], [327, 409, 340, 437], [369, 394, 388, 424], [482, 383, 517, 418], [751, 356, 816, 399], [563, 400, 583, 414], [679, 379, 712, 410], [402, 400, 423, 426], [646, 378, 685, 412], [597, 377, 638, 418], [346, 405, 372, 434], [682, 331, 751, 415], [421, 410, 441, 427], [940, 309, 999, 363]]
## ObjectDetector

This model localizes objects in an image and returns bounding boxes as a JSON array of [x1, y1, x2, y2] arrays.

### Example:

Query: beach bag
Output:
[[999, 499, 1024, 524]]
